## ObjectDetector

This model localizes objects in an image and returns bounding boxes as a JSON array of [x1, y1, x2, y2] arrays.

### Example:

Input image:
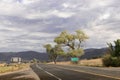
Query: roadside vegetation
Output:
[[102, 39, 120, 67], [0, 63, 29, 74], [44, 30, 88, 64], [48, 58, 103, 67], [44, 44, 64, 64], [44, 30, 120, 67], [79, 58, 103, 67]]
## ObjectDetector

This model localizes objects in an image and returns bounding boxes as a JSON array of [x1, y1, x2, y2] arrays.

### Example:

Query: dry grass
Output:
[[48, 58, 103, 67], [79, 58, 103, 67], [48, 61, 71, 65], [0, 63, 30, 73], [0, 63, 6, 67]]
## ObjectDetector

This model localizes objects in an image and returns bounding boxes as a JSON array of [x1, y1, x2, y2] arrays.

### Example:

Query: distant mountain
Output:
[[0, 48, 108, 62], [0, 51, 49, 62], [81, 48, 108, 59]]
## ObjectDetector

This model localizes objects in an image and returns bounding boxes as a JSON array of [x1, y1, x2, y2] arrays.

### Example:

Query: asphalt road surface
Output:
[[31, 64, 120, 80], [0, 64, 120, 80]]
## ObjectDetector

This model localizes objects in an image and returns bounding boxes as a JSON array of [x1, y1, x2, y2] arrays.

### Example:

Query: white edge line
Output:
[[36, 64, 62, 80], [56, 66, 120, 80]]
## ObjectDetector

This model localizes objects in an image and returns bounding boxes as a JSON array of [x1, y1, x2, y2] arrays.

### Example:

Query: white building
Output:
[[11, 57, 22, 63]]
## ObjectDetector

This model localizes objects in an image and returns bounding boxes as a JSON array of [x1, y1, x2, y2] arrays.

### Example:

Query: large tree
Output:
[[54, 30, 88, 57], [44, 44, 64, 64]]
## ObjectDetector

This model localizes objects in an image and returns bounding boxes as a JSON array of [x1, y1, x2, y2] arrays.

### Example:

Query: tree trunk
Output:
[[67, 43, 75, 50], [53, 59, 57, 64], [78, 40, 82, 49]]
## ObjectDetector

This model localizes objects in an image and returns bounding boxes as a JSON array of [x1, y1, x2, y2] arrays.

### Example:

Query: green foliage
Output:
[[103, 39, 120, 67], [44, 30, 88, 64], [54, 30, 88, 57], [54, 45, 65, 55], [103, 54, 120, 67], [68, 49, 84, 57], [114, 39, 120, 56], [107, 39, 120, 57], [44, 44, 52, 53], [44, 44, 64, 64], [103, 54, 111, 67], [75, 30, 89, 41]]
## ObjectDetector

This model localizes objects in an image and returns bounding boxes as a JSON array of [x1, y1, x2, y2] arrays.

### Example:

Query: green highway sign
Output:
[[71, 57, 79, 62]]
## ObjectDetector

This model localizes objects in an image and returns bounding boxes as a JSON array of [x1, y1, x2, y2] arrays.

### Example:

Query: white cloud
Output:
[[21, 0, 39, 4], [28, 32, 57, 38], [0, 1, 25, 16], [62, 3, 69, 8], [52, 10, 75, 18], [84, 23, 120, 48], [0, 0, 119, 52], [25, 11, 52, 19], [25, 9, 75, 19], [62, 3, 77, 8], [0, 26, 22, 32], [87, 0, 113, 9], [99, 13, 111, 20]]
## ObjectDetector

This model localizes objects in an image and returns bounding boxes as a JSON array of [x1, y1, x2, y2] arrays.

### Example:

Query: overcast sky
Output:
[[0, 0, 120, 52]]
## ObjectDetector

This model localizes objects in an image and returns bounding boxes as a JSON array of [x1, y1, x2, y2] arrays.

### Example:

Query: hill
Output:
[[0, 48, 108, 62], [81, 48, 108, 59], [0, 51, 49, 62]]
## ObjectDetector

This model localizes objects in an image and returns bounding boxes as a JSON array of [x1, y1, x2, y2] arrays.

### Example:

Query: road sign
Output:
[[71, 57, 79, 62]]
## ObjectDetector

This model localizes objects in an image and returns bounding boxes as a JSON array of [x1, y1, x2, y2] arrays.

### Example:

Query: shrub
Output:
[[103, 39, 120, 67], [103, 54, 120, 67], [110, 57, 120, 67], [102, 54, 111, 67]]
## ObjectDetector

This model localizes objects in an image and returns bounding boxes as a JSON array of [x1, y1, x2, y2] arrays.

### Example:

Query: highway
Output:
[[31, 64, 120, 80]]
